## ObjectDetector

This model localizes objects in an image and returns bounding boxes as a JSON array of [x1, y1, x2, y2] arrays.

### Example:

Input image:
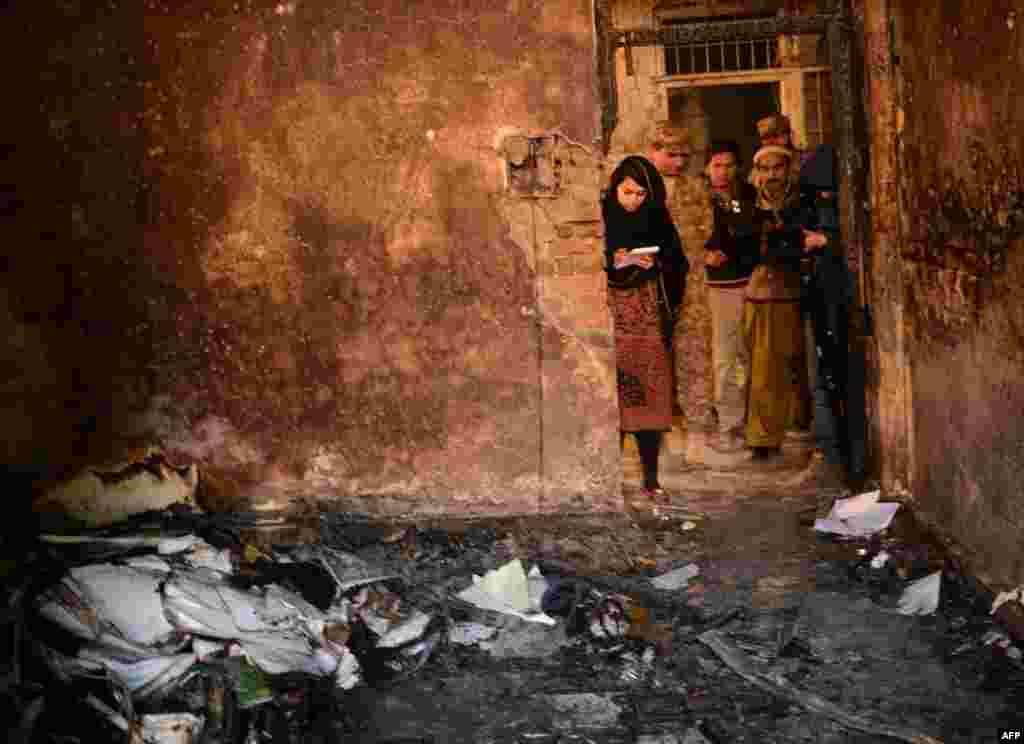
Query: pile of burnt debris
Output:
[[2, 498, 1023, 743]]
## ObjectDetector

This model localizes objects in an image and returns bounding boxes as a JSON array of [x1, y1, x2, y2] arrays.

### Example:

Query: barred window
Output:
[[662, 15, 779, 75]]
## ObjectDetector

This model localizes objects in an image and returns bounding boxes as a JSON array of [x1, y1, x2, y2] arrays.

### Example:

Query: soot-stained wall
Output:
[[894, 0, 1024, 586], [7, 0, 617, 517]]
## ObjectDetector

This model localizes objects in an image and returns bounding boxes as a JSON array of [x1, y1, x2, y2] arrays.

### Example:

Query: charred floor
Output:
[[4, 432, 1023, 744]]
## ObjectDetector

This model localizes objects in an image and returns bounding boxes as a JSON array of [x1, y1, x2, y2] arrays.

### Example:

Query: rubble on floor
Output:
[[3, 509, 443, 742], [2, 495, 1023, 743]]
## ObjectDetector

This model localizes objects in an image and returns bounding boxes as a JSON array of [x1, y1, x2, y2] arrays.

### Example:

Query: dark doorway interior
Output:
[[700, 83, 779, 172]]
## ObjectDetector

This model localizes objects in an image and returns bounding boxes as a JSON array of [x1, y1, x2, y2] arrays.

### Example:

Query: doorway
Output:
[[700, 84, 778, 167], [668, 83, 780, 170]]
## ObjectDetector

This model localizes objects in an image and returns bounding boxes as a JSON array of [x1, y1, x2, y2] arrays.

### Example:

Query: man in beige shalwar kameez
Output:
[[743, 146, 827, 456]]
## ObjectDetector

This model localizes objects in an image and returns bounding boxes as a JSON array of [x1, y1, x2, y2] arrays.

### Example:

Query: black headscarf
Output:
[[601, 156, 688, 310]]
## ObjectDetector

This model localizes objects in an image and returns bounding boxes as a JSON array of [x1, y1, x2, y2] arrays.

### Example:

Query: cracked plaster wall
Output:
[[6, 0, 621, 517], [892, 0, 1024, 586]]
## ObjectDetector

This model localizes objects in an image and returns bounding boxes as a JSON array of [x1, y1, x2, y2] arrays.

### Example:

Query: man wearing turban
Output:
[[743, 146, 827, 457]]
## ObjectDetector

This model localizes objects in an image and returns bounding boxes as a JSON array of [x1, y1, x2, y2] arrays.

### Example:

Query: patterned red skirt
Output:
[[609, 280, 673, 432]]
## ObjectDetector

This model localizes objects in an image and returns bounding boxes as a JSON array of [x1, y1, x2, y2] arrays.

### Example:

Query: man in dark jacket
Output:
[[743, 146, 823, 457], [753, 114, 815, 438], [785, 144, 860, 493], [702, 141, 760, 455]]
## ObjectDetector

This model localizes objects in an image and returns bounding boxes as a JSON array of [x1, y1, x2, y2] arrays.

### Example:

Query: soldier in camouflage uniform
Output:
[[638, 122, 706, 432], [643, 121, 693, 182], [667, 169, 716, 437]]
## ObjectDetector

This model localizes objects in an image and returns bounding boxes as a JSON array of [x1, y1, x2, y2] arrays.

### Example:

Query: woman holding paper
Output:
[[602, 156, 688, 502]]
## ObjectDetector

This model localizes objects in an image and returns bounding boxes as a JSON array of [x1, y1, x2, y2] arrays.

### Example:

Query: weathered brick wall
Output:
[[7, 0, 620, 517], [893, 0, 1024, 586]]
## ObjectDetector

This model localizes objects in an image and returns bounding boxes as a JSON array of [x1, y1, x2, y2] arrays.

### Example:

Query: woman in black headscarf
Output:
[[602, 155, 688, 502]]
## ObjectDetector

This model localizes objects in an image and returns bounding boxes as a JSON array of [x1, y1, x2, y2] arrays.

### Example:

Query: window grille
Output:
[[662, 16, 779, 75]]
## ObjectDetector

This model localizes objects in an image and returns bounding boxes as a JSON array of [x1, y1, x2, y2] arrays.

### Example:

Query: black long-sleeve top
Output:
[[757, 191, 819, 261], [705, 181, 760, 288]]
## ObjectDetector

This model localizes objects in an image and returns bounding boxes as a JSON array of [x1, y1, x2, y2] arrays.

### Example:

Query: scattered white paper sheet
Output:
[[991, 586, 1024, 615], [897, 571, 941, 616], [650, 563, 700, 590], [870, 551, 891, 569], [448, 622, 499, 645], [526, 565, 549, 610], [69, 563, 178, 647], [157, 534, 205, 555], [457, 559, 556, 625], [813, 490, 900, 538], [142, 713, 204, 743], [377, 610, 433, 648]]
